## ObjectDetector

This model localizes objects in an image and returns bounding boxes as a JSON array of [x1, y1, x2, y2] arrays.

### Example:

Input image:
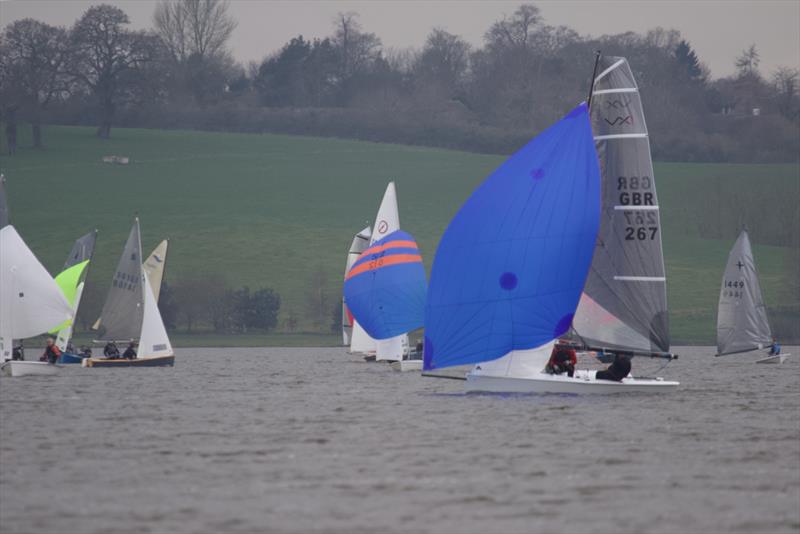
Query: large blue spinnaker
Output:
[[344, 230, 427, 340], [423, 103, 601, 371]]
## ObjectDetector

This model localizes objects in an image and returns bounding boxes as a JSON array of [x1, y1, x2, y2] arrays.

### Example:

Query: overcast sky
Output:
[[1, 0, 798, 78]]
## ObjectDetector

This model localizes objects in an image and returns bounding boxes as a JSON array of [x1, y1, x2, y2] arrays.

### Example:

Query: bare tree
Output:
[[332, 12, 381, 80], [153, 0, 236, 62], [735, 44, 760, 78], [70, 4, 157, 138], [484, 4, 542, 51], [0, 19, 70, 148], [773, 66, 799, 120]]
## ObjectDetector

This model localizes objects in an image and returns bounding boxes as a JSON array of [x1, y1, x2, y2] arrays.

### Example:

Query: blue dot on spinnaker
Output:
[[499, 272, 518, 290]]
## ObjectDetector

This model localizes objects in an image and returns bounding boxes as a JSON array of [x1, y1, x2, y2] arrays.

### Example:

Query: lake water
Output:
[[1, 346, 798, 534]]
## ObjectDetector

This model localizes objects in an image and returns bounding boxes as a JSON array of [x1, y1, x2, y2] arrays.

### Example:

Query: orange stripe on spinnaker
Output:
[[359, 240, 418, 258], [346, 254, 423, 280]]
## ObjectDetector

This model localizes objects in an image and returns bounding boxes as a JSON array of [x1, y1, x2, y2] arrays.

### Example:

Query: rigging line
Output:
[[594, 133, 648, 141]]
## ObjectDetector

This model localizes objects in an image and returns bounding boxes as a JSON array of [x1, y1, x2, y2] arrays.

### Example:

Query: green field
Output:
[[1, 125, 798, 346]]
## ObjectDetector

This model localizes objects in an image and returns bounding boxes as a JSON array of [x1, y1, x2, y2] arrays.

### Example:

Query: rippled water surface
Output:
[[1, 347, 798, 534]]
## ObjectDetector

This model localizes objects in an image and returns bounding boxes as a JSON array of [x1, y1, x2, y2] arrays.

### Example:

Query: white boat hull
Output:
[[391, 359, 423, 372], [1, 361, 60, 377], [465, 370, 678, 394], [756, 353, 789, 364]]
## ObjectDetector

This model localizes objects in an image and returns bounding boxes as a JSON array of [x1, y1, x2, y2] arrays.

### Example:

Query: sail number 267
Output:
[[623, 210, 658, 241]]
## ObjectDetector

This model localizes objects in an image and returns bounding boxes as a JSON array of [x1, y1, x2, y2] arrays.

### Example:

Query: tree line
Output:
[[1, 1, 798, 162]]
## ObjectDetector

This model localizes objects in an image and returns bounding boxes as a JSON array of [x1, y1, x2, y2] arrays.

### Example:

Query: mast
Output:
[[587, 50, 602, 110]]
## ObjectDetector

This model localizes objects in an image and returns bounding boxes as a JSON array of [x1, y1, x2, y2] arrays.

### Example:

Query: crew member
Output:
[[769, 338, 781, 356], [122, 342, 137, 360], [596, 353, 632, 382], [40, 337, 62, 364], [103, 341, 120, 358], [547, 343, 577, 377]]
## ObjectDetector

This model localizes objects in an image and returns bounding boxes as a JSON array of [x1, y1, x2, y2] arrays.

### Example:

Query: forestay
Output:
[[716, 230, 772, 356], [344, 230, 426, 340], [572, 56, 670, 355], [342, 226, 372, 346], [423, 103, 601, 371], [0, 226, 73, 360], [96, 220, 144, 342]]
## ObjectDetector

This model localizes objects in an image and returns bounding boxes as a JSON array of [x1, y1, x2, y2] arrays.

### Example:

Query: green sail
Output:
[[49, 259, 90, 333]]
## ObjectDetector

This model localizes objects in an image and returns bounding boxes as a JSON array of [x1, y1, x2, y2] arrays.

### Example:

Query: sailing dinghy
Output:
[[344, 230, 426, 366], [0, 226, 74, 377], [83, 219, 174, 368], [716, 230, 786, 363], [424, 97, 678, 394], [366, 182, 411, 362], [343, 226, 372, 346], [52, 230, 97, 363]]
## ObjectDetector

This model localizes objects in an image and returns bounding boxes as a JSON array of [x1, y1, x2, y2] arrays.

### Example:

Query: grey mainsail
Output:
[[96, 219, 144, 342], [63, 230, 97, 271], [571, 56, 670, 355], [716, 230, 772, 356], [0, 174, 8, 228]]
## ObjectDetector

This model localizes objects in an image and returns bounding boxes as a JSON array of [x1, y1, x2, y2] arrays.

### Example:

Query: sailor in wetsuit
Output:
[[547, 343, 577, 377], [596, 353, 632, 382], [769, 338, 781, 356]]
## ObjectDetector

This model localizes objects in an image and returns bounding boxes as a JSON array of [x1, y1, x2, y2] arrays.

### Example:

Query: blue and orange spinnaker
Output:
[[344, 230, 427, 340]]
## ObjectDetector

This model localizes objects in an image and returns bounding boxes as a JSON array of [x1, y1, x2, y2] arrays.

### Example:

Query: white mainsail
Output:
[[143, 239, 168, 303], [369, 182, 408, 361], [716, 230, 772, 356], [342, 226, 371, 346], [0, 226, 73, 360], [139, 270, 174, 358]]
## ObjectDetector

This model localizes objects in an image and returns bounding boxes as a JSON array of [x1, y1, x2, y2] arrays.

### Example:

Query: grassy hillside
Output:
[[1, 125, 798, 345]]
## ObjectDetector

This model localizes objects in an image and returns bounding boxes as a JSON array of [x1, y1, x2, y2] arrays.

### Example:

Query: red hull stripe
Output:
[[346, 254, 423, 280]]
